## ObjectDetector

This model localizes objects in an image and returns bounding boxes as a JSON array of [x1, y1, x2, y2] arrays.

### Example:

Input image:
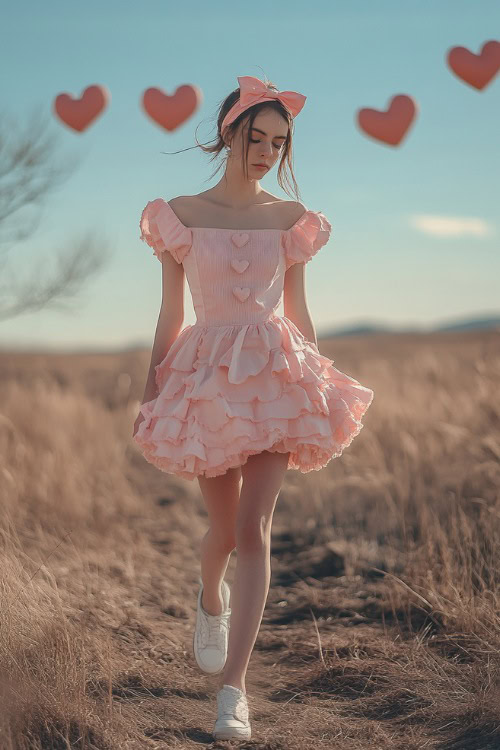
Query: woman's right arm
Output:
[[140, 246, 186, 405]]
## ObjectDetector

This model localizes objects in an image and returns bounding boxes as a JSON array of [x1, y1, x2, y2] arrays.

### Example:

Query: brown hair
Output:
[[160, 75, 302, 202]]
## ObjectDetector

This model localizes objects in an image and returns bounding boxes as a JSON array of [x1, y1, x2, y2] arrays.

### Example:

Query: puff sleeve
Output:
[[282, 210, 332, 270], [139, 198, 193, 263]]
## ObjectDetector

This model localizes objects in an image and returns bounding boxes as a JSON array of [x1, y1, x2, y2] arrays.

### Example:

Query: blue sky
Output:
[[1, 0, 498, 351]]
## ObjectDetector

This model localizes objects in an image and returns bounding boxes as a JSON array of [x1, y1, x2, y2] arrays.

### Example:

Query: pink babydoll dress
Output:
[[134, 198, 374, 481]]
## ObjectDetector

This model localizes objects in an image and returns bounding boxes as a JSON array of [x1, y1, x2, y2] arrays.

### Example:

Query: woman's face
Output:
[[226, 109, 289, 177]]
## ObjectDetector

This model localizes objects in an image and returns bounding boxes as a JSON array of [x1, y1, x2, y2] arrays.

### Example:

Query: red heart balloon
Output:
[[357, 94, 418, 146], [53, 85, 109, 133], [447, 40, 500, 90], [142, 84, 202, 131]]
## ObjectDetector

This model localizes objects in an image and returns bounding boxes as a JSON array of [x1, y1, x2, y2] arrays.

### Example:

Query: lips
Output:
[[253, 164, 268, 168]]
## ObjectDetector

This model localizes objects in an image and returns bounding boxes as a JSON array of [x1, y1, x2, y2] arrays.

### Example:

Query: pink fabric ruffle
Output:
[[133, 316, 374, 481], [139, 198, 192, 263], [282, 210, 332, 269]]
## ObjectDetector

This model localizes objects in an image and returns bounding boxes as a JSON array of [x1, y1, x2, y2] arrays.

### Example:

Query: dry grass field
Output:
[[0, 328, 499, 749]]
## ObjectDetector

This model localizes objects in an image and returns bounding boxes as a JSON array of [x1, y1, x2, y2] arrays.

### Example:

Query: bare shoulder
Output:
[[260, 197, 307, 227], [161, 195, 211, 229], [167, 195, 190, 208], [285, 200, 308, 223], [165, 195, 194, 227]]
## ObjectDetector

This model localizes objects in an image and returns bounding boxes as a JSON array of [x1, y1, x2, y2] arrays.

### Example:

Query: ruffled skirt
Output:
[[133, 316, 374, 481]]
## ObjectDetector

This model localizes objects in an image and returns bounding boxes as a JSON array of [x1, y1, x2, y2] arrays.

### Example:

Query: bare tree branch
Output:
[[0, 104, 112, 323], [0, 230, 111, 321]]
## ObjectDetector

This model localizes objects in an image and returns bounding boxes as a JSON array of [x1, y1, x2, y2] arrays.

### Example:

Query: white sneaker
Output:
[[193, 575, 231, 675], [214, 684, 251, 741]]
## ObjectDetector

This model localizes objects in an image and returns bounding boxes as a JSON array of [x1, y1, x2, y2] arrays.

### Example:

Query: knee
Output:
[[235, 518, 271, 555]]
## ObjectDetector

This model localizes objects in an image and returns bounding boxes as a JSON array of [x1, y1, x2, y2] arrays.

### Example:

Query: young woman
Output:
[[133, 75, 374, 741]]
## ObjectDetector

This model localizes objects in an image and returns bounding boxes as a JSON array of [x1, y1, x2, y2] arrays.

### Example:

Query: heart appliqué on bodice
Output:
[[230, 258, 250, 273], [232, 286, 250, 302], [231, 233, 250, 248]]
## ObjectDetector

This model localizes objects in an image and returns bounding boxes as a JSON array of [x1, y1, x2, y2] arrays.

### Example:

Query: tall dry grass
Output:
[[0, 329, 499, 748]]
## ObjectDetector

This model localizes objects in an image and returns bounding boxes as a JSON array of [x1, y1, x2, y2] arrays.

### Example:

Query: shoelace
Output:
[[201, 608, 231, 650]]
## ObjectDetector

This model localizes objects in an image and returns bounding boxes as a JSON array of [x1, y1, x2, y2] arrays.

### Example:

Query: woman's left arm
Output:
[[283, 261, 318, 348]]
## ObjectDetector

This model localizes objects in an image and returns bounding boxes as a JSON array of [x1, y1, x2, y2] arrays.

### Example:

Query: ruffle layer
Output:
[[282, 210, 332, 269], [133, 316, 374, 481], [139, 198, 192, 263]]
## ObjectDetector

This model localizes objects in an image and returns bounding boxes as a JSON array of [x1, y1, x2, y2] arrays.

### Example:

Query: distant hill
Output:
[[317, 314, 500, 339], [433, 315, 500, 332]]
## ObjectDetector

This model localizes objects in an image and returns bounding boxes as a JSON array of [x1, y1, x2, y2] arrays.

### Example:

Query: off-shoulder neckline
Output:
[[159, 198, 315, 233]]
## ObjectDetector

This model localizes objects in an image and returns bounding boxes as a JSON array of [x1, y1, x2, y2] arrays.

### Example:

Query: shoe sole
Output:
[[214, 727, 252, 740], [193, 578, 231, 675]]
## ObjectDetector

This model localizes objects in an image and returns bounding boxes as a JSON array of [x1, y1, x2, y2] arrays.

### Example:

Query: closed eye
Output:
[[249, 139, 282, 149]]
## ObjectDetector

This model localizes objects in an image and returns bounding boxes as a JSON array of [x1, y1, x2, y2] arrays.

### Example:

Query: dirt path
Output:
[[124, 502, 412, 749]]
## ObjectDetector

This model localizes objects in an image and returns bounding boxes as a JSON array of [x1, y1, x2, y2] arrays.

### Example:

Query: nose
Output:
[[259, 143, 273, 158]]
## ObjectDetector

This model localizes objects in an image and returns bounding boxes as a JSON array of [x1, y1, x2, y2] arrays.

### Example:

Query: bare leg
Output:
[[197, 466, 241, 616], [219, 450, 290, 694]]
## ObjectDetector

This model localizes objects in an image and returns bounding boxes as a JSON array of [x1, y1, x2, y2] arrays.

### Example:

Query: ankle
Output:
[[201, 590, 223, 616], [219, 680, 246, 694]]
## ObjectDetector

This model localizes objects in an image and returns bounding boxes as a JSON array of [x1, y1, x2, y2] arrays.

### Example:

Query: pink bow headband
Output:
[[221, 75, 307, 137]]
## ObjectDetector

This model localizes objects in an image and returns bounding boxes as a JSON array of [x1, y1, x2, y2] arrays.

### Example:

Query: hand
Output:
[[132, 410, 146, 439]]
